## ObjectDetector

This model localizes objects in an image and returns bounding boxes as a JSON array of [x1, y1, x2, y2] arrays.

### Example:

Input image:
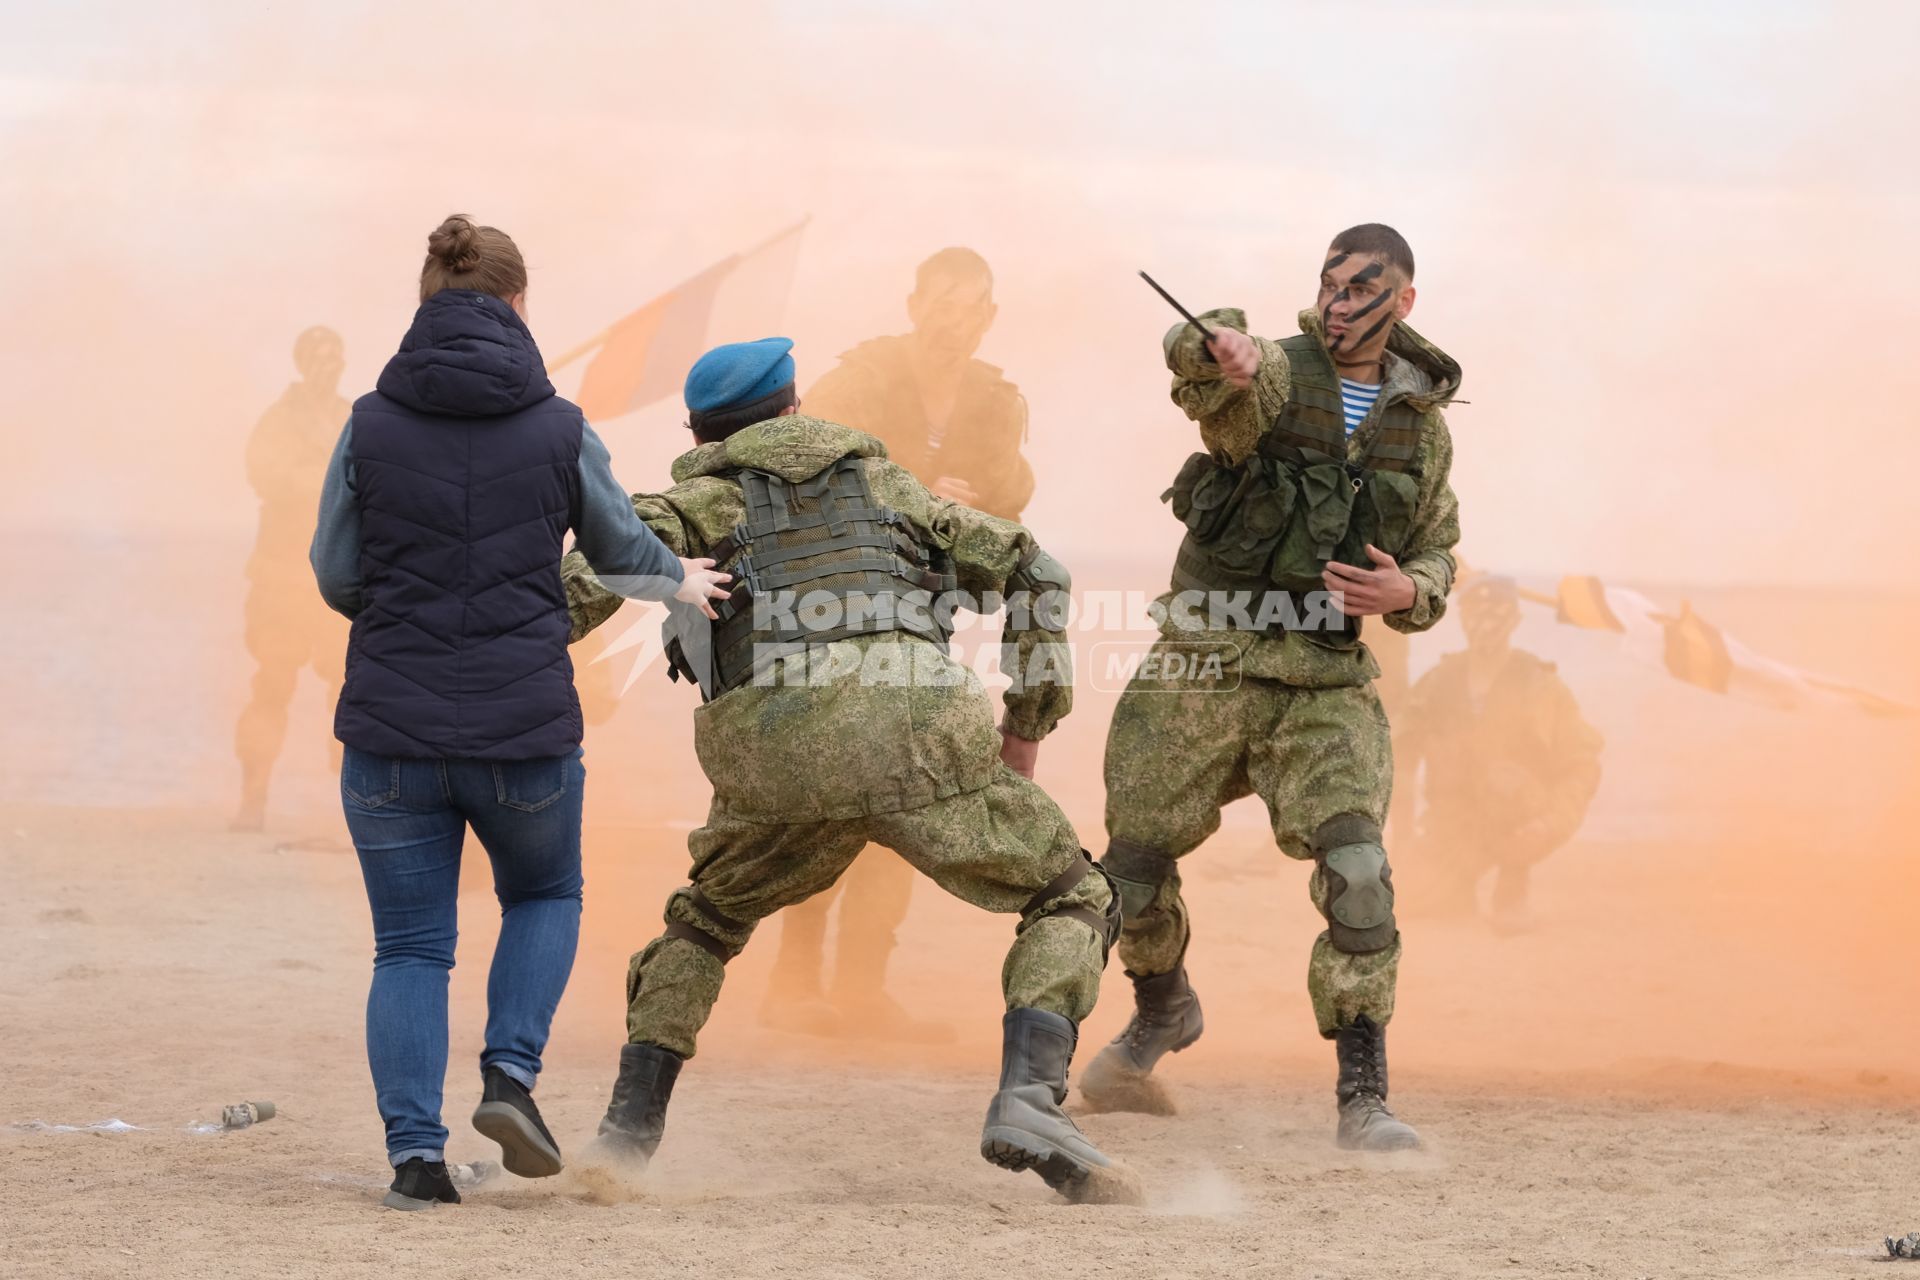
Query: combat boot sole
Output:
[[472, 1100, 564, 1178], [980, 1125, 1098, 1198], [980, 1120, 1145, 1206], [981, 1080, 1113, 1200]]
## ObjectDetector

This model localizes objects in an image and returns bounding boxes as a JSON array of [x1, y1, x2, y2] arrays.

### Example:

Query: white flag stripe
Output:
[[1586, 582, 1908, 715], [705, 222, 804, 349]]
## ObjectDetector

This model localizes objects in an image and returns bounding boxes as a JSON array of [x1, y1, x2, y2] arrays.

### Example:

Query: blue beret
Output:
[[684, 337, 796, 413]]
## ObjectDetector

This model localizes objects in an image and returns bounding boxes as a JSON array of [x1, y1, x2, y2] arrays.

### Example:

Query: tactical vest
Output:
[[1162, 335, 1427, 635], [666, 454, 958, 699]]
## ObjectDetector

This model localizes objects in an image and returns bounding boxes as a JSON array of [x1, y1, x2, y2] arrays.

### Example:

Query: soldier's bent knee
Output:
[[1313, 814, 1396, 954], [1020, 851, 1121, 958], [1099, 836, 1178, 921], [662, 886, 748, 965]]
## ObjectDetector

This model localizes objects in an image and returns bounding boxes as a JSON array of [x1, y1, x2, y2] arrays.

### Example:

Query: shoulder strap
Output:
[[1276, 333, 1336, 389]]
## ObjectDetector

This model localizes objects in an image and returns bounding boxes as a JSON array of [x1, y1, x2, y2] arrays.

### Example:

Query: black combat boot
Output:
[[588, 1042, 684, 1169], [471, 1066, 563, 1178], [382, 1157, 461, 1211], [1334, 1014, 1421, 1151], [980, 1009, 1116, 1200], [1077, 965, 1204, 1113]]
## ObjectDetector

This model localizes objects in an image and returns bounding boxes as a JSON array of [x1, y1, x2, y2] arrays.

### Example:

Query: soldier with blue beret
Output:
[[563, 337, 1135, 1203], [683, 336, 796, 418]]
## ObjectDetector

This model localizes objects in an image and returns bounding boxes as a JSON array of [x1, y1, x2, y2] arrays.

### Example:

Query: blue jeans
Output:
[[341, 745, 585, 1167]]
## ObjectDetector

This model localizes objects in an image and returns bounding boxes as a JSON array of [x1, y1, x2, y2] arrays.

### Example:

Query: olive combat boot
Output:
[[583, 1043, 683, 1170], [980, 1009, 1131, 1202], [1077, 966, 1203, 1115], [1334, 1015, 1421, 1151]]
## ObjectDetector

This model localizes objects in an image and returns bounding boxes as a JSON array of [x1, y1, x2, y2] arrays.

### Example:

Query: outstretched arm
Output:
[[572, 423, 686, 600], [1163, 308, 1294, 464], [561, 492, 694, 642]]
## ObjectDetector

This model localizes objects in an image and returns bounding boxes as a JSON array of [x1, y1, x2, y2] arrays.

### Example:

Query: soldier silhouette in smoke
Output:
[[759, 248, 1035, 1041], [805, 247, 1034, 519], [231, 326, 351, 830], [1399, 575, 1604, 931]]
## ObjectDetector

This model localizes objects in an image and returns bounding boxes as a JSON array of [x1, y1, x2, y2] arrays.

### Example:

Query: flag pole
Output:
[[546, 215, 813, 376], [548, 331, 611, 374]]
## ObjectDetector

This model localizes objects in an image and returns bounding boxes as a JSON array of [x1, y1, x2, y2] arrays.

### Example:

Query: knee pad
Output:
[[1314, 815, 1396, 954], [1022, 851, 1122, 959], [1098, 837, 1178, 920]]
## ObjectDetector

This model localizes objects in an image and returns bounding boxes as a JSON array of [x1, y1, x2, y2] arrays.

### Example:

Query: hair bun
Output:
[[417, 213, 526, 304], [427, 214, 482, 273]]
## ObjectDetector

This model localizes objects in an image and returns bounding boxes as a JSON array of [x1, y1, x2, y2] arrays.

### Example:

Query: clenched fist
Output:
[[1204, 328, 1261, 389]]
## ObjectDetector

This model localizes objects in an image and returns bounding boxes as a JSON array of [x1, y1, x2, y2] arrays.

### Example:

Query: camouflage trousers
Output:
[[234, 579, 345, 805], [626, 765, 1114, 1058], [1102, 642, 1397, 1036]]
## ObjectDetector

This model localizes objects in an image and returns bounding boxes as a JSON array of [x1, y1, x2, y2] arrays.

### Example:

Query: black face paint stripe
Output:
[[1345, 288, 1393, 325], [1323, 253, 1350, 274], [1322, 288, 1351, 348], [1353, 306, 1395, 350], [1349, 261, 1385, 286]]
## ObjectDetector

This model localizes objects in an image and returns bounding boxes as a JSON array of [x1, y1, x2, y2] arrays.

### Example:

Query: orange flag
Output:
[[568, 220, 807, 423]]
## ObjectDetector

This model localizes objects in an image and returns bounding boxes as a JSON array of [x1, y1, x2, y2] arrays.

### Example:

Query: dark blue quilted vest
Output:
[[334, 290, 585, 759]]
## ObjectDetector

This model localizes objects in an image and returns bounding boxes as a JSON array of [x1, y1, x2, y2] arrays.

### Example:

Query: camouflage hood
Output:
[[1295, 309, 1461, 414], [669, 414, 890, 484]]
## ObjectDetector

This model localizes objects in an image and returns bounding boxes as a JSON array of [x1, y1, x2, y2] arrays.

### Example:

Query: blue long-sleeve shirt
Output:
[[309, 418, 682, 619]]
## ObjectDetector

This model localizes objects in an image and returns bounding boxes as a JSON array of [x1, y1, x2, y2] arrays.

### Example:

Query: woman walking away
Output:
[[309, 214, 730, 1211]]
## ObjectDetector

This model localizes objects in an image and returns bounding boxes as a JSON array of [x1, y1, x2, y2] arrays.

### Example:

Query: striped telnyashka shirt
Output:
[[1338, 378, 1382, 435]]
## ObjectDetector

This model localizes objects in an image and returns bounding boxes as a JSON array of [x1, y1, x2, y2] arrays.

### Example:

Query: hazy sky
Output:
[[3, 0, 1915, 586]]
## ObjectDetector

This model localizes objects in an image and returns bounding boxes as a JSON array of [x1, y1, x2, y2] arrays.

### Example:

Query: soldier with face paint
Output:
[[1084, 225, 1462, 1151]]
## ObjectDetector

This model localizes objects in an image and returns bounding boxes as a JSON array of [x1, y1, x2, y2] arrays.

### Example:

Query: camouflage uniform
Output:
[[563, 416, 1111, 1059], [759, 335, 1037, 1031], [1401, 646, 1603, 910], [803, 337, 1035, 521], [1102, 308, 1461, 1037], [234, 379, 351, 822]]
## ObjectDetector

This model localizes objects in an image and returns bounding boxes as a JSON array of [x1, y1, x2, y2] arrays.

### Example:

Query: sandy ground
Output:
[[5, 805, 1918, 1280]]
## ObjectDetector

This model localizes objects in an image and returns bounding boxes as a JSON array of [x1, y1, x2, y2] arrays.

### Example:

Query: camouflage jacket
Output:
[[1401, 648, 1603, 852], [1157, 307, 1462, 689], [803, 336, 1035, 521], [246, 382, 349, 575], [561, 415, 1070, 822]]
